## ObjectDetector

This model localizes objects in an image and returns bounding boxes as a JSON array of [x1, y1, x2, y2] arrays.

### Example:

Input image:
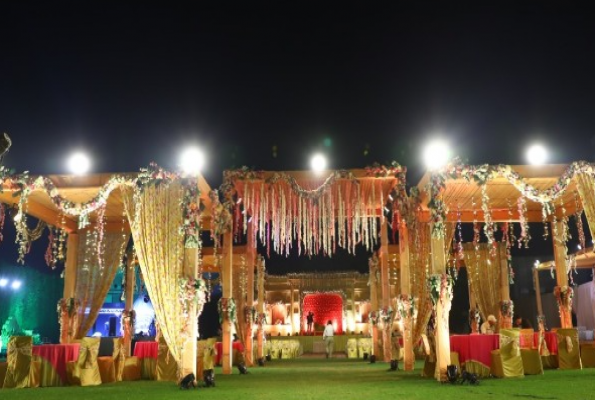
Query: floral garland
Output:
[[255, 312, 267, 326], [396, 294, 417, 320], [378, 306, 394, 324], [179, 277, 208, 340], [469, 308, 481, 331], [181, 179, 202, 249], [554, 285, 574, 310], [368, 310, 379, 326], [209, 190, 233, 241], [244, 306, 257, 324], [499, 300, 514, 318], [218, 297, 237, 324], [57, 298, 81, 342], [428, 274, 453, 307], [120, 309, 136, 336], [0, 203, 5, 243], [426, 158, 595, 239]]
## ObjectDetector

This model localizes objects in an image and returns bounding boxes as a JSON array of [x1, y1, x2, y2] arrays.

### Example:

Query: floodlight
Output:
[[422, 139, 450, 170], [67, 152, 91, 175], [11, 280, 22, 290], [0, 278, 7, 287], [180, 147, 205, 175], [526, 144, 547, 165], [310, 153, 327, 172]]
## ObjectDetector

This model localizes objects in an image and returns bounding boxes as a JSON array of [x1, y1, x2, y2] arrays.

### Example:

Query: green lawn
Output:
[[5, 358, 595, 400]]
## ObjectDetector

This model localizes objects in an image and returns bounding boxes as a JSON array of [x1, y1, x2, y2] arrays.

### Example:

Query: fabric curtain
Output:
[[573, 281, 595, 331], [576, 173, 595, 241], [465, 243, 503, 327], [75, 232, 128, 338], [123, 183, 186, 367]]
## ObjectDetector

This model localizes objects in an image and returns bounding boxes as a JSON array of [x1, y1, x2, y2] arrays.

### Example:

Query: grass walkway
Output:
[[5, 358, 595, 400]]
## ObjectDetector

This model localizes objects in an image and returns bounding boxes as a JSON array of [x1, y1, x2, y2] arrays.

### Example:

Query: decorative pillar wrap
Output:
[[57, 298, 81, 344], [499, 300, 514, 330], [379, 306, 394, 362], [554, 286, 573, 329], [397, 294, 416, 370], [429, 274, 453, 382]]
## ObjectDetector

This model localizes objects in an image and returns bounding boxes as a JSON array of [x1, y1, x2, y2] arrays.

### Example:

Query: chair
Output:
[[70, 337, 102, 386], [97, 337, 126, 383], [346, 338, 358, 359], [156, 337, 178, 381], [490, 329, 524, 378], [122, 356, 142, 381], [2, 336, 40, 388], [281, 342, 292, 359], [580, 343, 595, 368], [0, 362, 7, 387], [518, 329, 543, 375], [420, 334, 436, 378], [557, 328, 582, 370], [357, 338, 372, 359], [270, 341, 281, 359]]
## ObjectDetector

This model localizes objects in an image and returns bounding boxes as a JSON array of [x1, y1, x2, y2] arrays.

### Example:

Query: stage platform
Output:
[[266, 334, 364, 354]]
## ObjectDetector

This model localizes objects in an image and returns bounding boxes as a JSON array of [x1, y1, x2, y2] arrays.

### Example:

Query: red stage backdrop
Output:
[[303, 293, 343, 334]]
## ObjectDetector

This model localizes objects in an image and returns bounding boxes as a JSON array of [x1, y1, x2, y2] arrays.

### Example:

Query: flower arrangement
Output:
[[378, 306, 394, 324], [396, 295, 417, 320], [368, 310, 379, 326], [181, 179, 202, 248], [218, 297, 237, 324], [255, 312, 267, 326], [554, 285, 574, 309], [428, 274, 453, 306], [244, 306, 257, 324], [499, 300, 514, 318], [57, 298, 79, 317], [179, 277, 207, 339]]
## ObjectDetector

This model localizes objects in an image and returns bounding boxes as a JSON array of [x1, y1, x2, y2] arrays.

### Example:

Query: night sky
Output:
[[2, 2, 595, 274]]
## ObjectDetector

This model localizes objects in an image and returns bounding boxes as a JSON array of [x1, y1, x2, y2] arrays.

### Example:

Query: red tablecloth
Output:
[[214, 341, 244, 365], [533, 331, 558, 355], [32, 344, 80, 384], [133, 341, 158, 359], [449, 334, 499, 368]]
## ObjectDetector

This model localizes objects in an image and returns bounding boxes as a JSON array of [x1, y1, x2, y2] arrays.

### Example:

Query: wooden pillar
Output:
[[124, 252, 136, 356], [499, 245, 512, 329], [60, 233, 79, 344], [63, 233, 79, 300], [221, 231, 233, 374], [245, 238, 255, 366], [181, 247, 199, 377], [533, 268, 544, 317], [379, 220, 391, 362], [256, 256, 266, 362], [399, 222, 414, 371], [369, 254, 380, 357], [552, 221, 571, 328], [430, 224, 450, 382]]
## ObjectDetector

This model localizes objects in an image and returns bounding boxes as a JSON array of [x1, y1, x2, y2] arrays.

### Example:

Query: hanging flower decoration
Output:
[[428, 274, 453, 307], [244, 305, 257, 324], [179, 277, 208, 339], [396, 295, 417, 320], [222, 164, 404, 257], [426, 159, 595, 239], [181, 179, 202, 249], [255, 312, 267, 326], [499, 300, 514, 319], [57, 297, 81, 343], [554, 285, 574, 311], [469, 308, 481, 332], [368, 310, 379, 326], [218, 297, 237, 324]]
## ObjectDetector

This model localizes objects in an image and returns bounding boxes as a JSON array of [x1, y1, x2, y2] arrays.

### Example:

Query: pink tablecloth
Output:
[[133, 341, 158, 359], [214, 342, 244, 365], [32, 344, 80, 385], [450, 334, 499, 368]]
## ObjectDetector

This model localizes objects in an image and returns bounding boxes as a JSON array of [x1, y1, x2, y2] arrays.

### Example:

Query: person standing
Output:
[[480, 315, 497, 334], [323, 320, 334, 358], [307, 312, 314, 334]]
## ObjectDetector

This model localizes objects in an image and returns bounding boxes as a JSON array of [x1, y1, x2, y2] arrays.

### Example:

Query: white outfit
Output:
[[323, 324, 335, 358]]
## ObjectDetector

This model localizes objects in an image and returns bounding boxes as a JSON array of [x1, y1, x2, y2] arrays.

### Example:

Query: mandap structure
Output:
[[3, 157, 595, 382]]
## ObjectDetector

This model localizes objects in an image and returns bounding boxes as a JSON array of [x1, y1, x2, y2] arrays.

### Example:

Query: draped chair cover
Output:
[[97, 338, 126, 383], [2, 336, 39, 389], [557, 328, 582, 370], [346, 338, 358, 358], [357, 338, 372, 359], [465, 243, 503, 329], [74, 232, 129, 338], [123, 183, 187, 374], [156, 337, 178, 382], [73, 337, 101, 386], [203, 338, 217, 371], [520, 328, 543, 375], [491, 329, 524, 378]]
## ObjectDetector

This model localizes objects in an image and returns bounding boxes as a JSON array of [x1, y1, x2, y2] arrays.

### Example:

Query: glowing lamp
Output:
[[180, 147, 205, 175], [526, 144, 547, 165], [0, 278, 8, 287], [11, 280, 22, 290], [310, 153, 327, 173], [67, 152, 91, 175], [422, 139, 450, 170]]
